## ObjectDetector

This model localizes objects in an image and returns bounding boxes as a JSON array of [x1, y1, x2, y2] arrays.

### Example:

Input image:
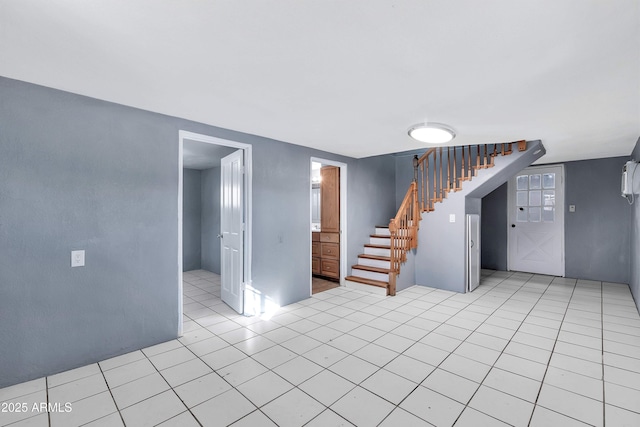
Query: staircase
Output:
[[346, 141, 527, 296], [345, 226, 394, 296]]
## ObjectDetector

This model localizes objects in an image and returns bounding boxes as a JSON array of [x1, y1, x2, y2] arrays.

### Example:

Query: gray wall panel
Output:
[[481, 183, 508, 271], [0, 77, 180, 387], [182, 168, 202, 271], [346, 155, 397, 271], [201, 166, 221, 274], [565, 157, 631, 283]]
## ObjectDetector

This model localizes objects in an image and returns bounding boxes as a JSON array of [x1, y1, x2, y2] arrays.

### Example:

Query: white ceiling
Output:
[[183, 139, 237, 170], [1, 1, 638, 163]]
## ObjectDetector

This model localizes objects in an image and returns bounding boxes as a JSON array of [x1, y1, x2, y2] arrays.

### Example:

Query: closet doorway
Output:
[[178, 131, 253, 335], [310, 158, 347, 295]]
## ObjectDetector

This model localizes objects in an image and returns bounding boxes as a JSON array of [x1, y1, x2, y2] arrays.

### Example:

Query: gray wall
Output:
[[565, 157, 631, 283], [0, 76, 397, 387], [201, 166, 221, 274], [346, 155, 397, 270], [481, 183, 508, 270], [629, 138, 640, 312], [249, 144, 396, 311], [0, 77, 181, 388], [183, 168, 202, 271], [481, 156, 632, 284]]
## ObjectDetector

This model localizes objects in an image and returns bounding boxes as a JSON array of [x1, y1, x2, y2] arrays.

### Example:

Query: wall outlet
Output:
[[569, 205, 576, 212], [449, 214, 456, 223], [71, 250, 85, 267]]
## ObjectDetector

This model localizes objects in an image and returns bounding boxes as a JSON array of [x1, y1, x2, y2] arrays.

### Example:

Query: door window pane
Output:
[[517, 175, 528, 190], [529, 174, 541, 190], [517, 191, 528, 206], [542, 206, 554, 222], [517, 207, 528, 222], [529, 207, 541, 222], [543, 190, 555, 206], [529, 190, 541, 206], [543, 173, 555, 189]]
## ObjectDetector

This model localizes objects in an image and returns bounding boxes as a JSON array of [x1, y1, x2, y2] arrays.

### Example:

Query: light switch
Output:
[[569, 205, 576, 212], [449, 214, 456, 223], [71, 250, 85, 267]]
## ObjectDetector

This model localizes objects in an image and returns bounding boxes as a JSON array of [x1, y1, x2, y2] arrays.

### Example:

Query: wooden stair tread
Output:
[[358, 254, 391, 261], [345, 275, 388, 288], [364, 244, 391, 249], [375, 225, 389, 229], [370, 234, 410, 239], [352, 264, 391, 274]]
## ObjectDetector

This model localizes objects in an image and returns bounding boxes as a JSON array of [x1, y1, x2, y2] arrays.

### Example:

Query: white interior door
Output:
[[221, 150, 244, 314], [508, 165, 565, 276], [467, 214, 480, 292]]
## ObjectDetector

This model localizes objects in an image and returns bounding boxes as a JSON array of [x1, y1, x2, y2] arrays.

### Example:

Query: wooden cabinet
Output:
[[321, 166, 340, 233], [312, 232, 321, 274], [320, 259, 339, 278], [320, 242, 339, 259], [314, 165, 340, 280]]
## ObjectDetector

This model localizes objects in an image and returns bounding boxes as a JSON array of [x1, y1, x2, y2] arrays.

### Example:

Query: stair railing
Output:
[[388, 181, 419, 295], [387, 141, 525, 294], [416, 142, 519, 212]]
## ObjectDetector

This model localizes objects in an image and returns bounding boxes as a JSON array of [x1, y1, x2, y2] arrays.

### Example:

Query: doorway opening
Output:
[[178, 131, 253, 335], [507, 164, 565, 276], [310, 158, 347, 295]]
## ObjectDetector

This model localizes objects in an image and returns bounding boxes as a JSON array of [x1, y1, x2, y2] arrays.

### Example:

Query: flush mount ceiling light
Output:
[[408, 123, 456, 144]]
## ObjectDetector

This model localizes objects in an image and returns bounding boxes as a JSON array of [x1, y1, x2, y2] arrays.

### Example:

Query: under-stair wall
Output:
[[395, 140, 546, 293]]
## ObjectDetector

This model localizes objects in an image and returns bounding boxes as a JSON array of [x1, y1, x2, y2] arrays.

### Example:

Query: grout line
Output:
[[45, 376, 51, 427], [96, 362, 127, 427], [601, 281, 606, 427], [139, 338, 204, 427], [527, 277, 581, 426]]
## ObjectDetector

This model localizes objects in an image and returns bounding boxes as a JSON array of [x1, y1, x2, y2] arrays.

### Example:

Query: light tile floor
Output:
[[2, 269, 640, 426]]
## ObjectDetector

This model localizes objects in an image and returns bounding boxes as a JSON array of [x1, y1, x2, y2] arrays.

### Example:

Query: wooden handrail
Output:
[[388, 181, 418, 296], [388, 140, 526, 294]]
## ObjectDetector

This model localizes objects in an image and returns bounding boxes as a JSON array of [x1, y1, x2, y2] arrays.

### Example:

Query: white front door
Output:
[[221, 149, 244, 314], [467, 214, 480, 292], [508, 165, 565, 276]]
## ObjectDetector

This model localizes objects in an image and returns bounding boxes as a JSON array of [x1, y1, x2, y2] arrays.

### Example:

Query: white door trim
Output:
[[507, 164, 565, 276], [178, 130, 253, 335], [309, 157, 348, 294], [466, 214, 480, 292]]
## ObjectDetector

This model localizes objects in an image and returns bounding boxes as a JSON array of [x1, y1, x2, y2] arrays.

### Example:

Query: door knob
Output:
[[511, 224, 516, 228], [217, 234, 223, 239]]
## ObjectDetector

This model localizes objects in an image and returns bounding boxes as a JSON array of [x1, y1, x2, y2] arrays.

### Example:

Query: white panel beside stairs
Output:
[[358, 256, 391, 269], [351, 267, 389, 282], [364, 246, 390, 257], [370, 236, 391, 246], [375, 227, 390, 236], [344, 279, 388, 296]]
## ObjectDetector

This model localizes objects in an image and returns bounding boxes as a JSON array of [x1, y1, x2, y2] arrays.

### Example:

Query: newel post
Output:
[[388, 272, 397, 296], [388, 218, 397, 272], [412, 183, 419, 249]]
